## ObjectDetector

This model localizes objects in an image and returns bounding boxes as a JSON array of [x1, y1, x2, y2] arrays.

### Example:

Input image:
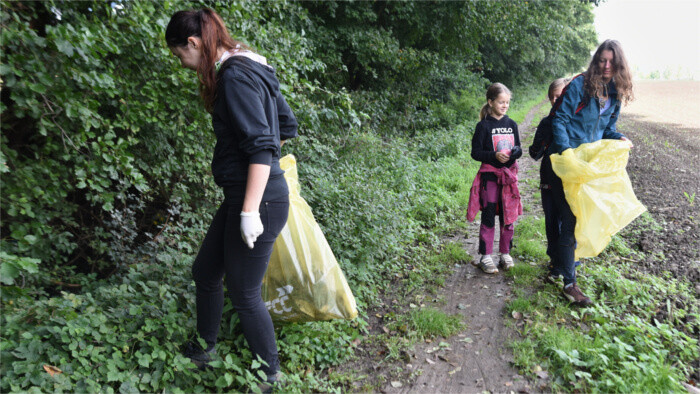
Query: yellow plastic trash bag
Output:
[[262, 155, 358, 322], [550, 140, 646, 259]]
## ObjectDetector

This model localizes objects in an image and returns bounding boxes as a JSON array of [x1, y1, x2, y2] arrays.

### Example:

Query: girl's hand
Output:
[[621, 136, 633, 148], [495, 152, 510, 163]]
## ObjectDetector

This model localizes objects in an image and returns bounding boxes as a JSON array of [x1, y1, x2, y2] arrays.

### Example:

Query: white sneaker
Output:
[[477, 255, 498, 274], [499, 254, 514, 271]]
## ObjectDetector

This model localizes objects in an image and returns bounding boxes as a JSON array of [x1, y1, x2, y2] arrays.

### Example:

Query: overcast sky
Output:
[[593, 0, 700, 79]]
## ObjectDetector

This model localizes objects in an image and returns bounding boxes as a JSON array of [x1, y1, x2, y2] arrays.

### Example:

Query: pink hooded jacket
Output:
[[466, 163, 522, 225]]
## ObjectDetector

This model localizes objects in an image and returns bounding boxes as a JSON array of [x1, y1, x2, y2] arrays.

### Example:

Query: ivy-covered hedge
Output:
[[0, 0, 324, 285], [1, 0, 598, 391]]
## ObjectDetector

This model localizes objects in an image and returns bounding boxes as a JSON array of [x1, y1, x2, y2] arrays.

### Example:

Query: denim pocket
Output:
[[258, 200, 290, 242]]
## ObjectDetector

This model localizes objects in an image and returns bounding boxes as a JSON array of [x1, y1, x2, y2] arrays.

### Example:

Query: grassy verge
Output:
[[506, 111, 699, 392], [321, 87, 549, 391]]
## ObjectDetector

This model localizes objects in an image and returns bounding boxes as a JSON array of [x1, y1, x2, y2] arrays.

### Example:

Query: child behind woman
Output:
[[529, 78, 567, 282], [467, 83, 523, 273]]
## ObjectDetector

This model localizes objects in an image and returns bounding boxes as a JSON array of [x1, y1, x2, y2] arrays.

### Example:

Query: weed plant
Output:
[[506, 200, 699, 392]]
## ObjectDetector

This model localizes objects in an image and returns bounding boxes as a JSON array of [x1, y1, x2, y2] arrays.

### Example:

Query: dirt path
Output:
[[377, 102, 549, 394]]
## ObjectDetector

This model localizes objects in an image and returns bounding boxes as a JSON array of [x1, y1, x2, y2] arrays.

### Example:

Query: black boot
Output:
[[183, 341, 216, 370]]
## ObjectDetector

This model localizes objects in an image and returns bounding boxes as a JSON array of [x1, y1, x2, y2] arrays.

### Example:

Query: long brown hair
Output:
[[584, 39, 634, 106], [479, 83, 512, 120], [166, 8, 249, 111]]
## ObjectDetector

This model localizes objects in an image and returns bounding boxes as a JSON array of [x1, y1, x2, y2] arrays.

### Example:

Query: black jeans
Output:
[[548, 173, 578, 286], [541, 186, 560, 270], [192, 197, 289, 375]]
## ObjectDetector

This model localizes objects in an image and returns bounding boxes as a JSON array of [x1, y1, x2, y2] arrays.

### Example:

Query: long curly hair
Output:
[[166, 9, 249, 111], [584, 39, 634, 106]]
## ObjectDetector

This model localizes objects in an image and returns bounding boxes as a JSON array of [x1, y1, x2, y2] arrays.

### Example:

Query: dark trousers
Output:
[[192, 198, 289, 375], [548, 173, 577, 286], [542, 186, 581, 276], [541, 186, 560, 271]]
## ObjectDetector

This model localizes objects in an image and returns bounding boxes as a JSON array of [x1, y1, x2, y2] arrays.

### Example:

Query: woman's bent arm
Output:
[[242, 163, 271, 213]]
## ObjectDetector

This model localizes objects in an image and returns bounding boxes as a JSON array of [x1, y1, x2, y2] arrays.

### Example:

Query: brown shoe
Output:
[[562, 284, 593, 307]]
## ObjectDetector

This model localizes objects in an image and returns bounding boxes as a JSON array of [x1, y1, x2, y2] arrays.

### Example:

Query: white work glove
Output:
[[240, 211, 264, 249]]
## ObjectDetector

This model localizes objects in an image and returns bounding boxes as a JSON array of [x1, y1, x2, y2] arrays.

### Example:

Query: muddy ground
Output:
[[336, 80, 700, 393], [620, 81, 700, 286]]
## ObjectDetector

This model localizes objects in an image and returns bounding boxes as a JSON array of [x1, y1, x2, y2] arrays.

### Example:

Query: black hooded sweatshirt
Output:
[[528, 114, 557, 187], [471, 115, 521, 166], [470, 114, 522, 183], [211, 56, 298, 203]]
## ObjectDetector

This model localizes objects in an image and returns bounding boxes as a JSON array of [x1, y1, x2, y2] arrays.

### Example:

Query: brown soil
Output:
[[616, 82, 700, 382], [381, 104, 548, 394], [617, 81, 700, 286], [342, 257, 532, 394], [623, 80, 700, 130]]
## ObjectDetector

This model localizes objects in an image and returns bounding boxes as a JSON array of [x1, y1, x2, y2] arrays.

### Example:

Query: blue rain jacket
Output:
[[549, 75, 624, 154]]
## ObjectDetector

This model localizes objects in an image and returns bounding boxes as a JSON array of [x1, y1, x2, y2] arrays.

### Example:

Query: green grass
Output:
[[441, 241, 473, 265], [505, 291, 537, 315], [512, 215, 548, 264], [506, 198, 699, 392], [506, 262, 543, 287], [509, 87, 548, 125], [406, 308, 465, 339], [406, 239, 473, 295]]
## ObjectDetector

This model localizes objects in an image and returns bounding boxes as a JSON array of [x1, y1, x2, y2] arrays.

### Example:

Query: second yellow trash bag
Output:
[[262, 155, 358, 323], [550, 139, 646, 259]]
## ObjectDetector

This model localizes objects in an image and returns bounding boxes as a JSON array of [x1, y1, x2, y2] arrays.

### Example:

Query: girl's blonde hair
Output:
[[479, 83, 512, 120], [585, 39, 634, 106], [548, 78, 568, 101]]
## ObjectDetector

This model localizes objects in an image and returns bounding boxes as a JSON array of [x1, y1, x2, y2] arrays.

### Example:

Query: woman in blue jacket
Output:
[[166, 8, 297, 391], [549, 39, 634, 306]]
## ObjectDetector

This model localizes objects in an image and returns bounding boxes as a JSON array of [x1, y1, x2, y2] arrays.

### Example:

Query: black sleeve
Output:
[[276, 93, 298, 141], [529, 116, 550, 160], [223, 74, 277, 165], [504, 120, 521, 167], [470, 122, 496, 163], [511, 121, 522, 160]]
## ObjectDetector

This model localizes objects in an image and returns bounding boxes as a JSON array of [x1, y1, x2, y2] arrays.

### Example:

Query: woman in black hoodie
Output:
[[166, 8, 297, 389]]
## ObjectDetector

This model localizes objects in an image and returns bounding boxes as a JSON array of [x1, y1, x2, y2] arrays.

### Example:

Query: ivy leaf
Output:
[[0, 262, 20, 285], [55, 39, 74, 56], [215, 373, 234, 388]]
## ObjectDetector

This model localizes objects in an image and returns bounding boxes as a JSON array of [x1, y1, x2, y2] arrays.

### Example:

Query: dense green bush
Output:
[[1, 0, 598, 391], [0, 0, 325, 283]]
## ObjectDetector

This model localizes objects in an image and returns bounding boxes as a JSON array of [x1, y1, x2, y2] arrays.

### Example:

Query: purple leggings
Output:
[[479, 180, 514, 255]]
